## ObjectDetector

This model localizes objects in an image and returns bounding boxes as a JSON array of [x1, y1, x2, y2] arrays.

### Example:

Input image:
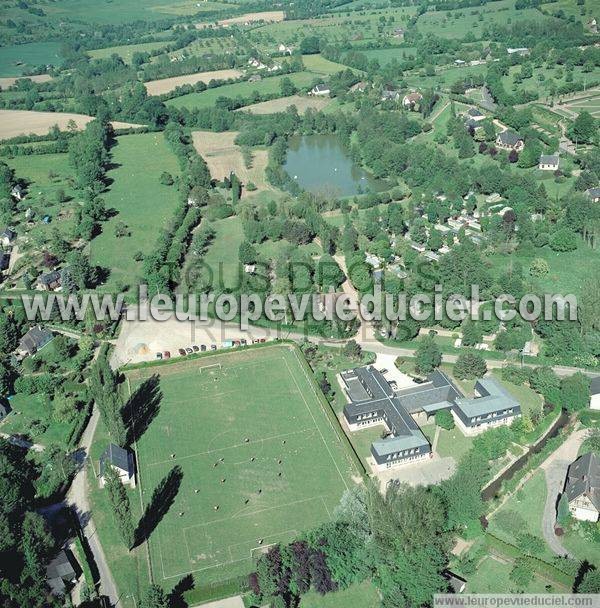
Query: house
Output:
[[248, 74, 262, 83], [587, 18, 598, 34], [244, 263, 256, 274], [402, 91, 422, 109], [466, 107, 485, 121], [364, 252, 382, 268], [17, 326, 53, 357], [248, 57, 267, 70], [590, 377, 600, 410], [278, 43, 293, 54], [393, 27, 405, 40], [350, 81, 367, 93], [46, 549, 78, 596], [340, 367, 522, 470], [309, 84, 330, 97], [0, 227, 16, 247], [538, 154, 559, 171], [443, 570, 467, 594], [381, 86, 401, 101], [99, 443, 136, 488], [36, 269, 62, 291], [507, 47, 529, 56], [563, 452, 600, 522], [0, 251, 10, 271], [496, 130, 524, 152], [585, 187, 600, 203], [11, 184, 24, 201], [454, 59, 466, 66]]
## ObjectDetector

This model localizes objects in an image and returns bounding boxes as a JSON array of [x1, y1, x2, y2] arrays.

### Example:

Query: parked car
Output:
[[178, 348, 187, 356], [210, 344, 217, 351], [186, 347, 193, 354], [259, 338, 266, 343], [192, 345, 199, 352], [200, 344, 207, 352], [155, 352, 163, 360], [233, 340, 241, 346], [163, 351, 171, 359], [241, 339, 247, 345]]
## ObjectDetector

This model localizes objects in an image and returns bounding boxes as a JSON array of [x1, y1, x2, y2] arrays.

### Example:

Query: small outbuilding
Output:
[[538, 154, 559, 171], [46, 549, 78, 596], [99, 443, 136, 488]]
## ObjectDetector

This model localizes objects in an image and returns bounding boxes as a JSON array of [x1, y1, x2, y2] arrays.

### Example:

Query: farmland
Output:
[[129, 345, 357, 585], [0, 41, 62, 77], [236, 94, 332, 115], [192, 130, 270, 192], [144, 68, 244, 95], [166, 71, 319, 109], [88, 41, 172, 63], [90, 132, 182, 292], [0, 109, 140, 140]]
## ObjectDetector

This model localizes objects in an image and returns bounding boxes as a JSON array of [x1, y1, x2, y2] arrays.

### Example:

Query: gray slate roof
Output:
[[100, 443, 133, 477], [18, 326, 52, 354], [564, 452, 600, 511], [46, 550, 76, 595], [590, 376, 600, 396], [454, 377, 519, 418], [539, 154, 559, 165], [586, 187, 600, 198], [498, 130, 522, 146]]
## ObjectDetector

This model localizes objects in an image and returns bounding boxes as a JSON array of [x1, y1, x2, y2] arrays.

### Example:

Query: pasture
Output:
[[0, 41, 62, 77], [166, 71, 318, 109], [0, 74, 52, 89], [144, 68, 244, 95], [192, 130, 270, 192], [0, 110, 139, 140], [559, 90, 600, 119], [130, 345, 357, 585], [90, 132, 182, 292], [216, 10, 285, 26], [235, 94, 332, 115], [88, 41, 172, 63], [301, 54, 351, 76]]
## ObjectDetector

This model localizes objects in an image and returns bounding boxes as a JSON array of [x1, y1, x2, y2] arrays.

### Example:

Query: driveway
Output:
[[376, 454, 456, 491], [539, 428, 589, 557]]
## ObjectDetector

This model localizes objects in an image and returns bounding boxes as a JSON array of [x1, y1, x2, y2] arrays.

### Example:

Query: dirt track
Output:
[[0, 109, 140, 140], [144, 69, 243, 95]]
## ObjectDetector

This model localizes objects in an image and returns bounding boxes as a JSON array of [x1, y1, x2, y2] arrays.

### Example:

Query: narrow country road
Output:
[[66, 406, 120, 606], [539, 428, 589, 557]]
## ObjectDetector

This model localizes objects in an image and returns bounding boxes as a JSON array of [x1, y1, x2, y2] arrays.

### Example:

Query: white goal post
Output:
[[198, 363, 223, 374]]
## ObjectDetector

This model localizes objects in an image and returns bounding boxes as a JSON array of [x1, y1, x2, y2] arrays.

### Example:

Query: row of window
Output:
[[470, 408, 514, 423], [385, 447, 421, 461], [356, 411, 379, 421]]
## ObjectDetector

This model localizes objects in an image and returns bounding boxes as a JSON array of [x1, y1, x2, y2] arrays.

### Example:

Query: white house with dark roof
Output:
[[99, 443, 136, 488], [585, 187, 600, 203], [539, 154, 559, 171], [402, 91, 422, 109], [590, 377, 600, 410], [496, 130, 524, 152], [564, 452, 600, 522], [0, 227, 16, 247], [309, 84, 330, 96]]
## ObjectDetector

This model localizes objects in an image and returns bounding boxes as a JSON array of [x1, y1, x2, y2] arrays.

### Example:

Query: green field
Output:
[[88, 41, 172, 62], [90, 132, 181, 292], [130, 345, 357, 585], [299, 580, 380, 608], [202, 215, 245, 291], [166, 71, 319, 109], [301, 54, 353, 76], [0, 41, 62, 77]]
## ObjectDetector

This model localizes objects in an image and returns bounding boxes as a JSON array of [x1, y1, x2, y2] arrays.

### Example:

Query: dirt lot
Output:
[[0, 74, 52, 89], [144, 68, 243, 95], [0, 110, 140, 140], [236, 94, 332, 115], [192, 130, 270, 194]]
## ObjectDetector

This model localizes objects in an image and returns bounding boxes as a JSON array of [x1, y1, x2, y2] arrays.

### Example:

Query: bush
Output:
[[435, 409, 455, 430], [454, 353, 487, 379]]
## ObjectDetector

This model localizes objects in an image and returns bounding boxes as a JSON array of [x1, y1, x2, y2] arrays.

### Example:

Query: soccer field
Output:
[[128, 345, 358, 585]]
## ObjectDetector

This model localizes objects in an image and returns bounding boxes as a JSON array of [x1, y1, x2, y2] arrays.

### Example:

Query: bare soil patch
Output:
[[235, 94, 332, 115], [0, 110, 140, 140], [0, 74, 52, 89], [191, 130, 270, 195], [144, 68, 243, 95], [217, 11, 284, 26]]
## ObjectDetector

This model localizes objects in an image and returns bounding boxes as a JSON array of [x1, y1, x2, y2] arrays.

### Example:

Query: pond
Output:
[[284, 134, 386, 197]]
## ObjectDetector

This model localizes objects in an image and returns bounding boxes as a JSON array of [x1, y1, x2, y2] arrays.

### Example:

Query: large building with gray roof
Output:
[[564, 452, 600, 522], [340, 366, 521, 470]]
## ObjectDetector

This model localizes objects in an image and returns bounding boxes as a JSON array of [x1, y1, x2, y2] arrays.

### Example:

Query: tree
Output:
[[510, 557, 534, 589], [435, 409, 454, 430], [139, 584, 169, 608], [159, 172, 173, 186], [577, 570, 600, 594], [550, 227, 578, 252], [559, 372, 590, 412], [104, 466, 135, 549], [299, 36, 321, 54], [342, 340, 362, 361], [461, 319, 483, 347], [516, 532, 544, 556], [415, 335, 442, 375], [529, 258, 549, 277], [317, 254, 345, 290], [454, 353, 487, 380], [556, 492, 571, 527], [569, 111, 597, 145], [238, 240, 258, 265]]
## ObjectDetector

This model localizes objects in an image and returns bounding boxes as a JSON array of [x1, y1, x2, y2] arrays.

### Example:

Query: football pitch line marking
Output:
[[285, 352, 350, 492], [146, 427, 315, 467]]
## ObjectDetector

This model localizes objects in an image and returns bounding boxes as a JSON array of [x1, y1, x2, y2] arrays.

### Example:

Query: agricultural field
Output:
[[236, 94, 332, 115], [0, 74, 52, 89], [301, 54, 353, 76], [88, 41, 173, 63], [90, 132, 182, 292], [166, 71, 319, 109], [0, 110, 140, 140], [0, 41, 62, 77], [216, 11, 285, 26], [129, 345, 357, 585], [359, 46, 416, 66], [191, 130, 270, 192], [144, 68, 244, 95], [555, 89, 600, 119]]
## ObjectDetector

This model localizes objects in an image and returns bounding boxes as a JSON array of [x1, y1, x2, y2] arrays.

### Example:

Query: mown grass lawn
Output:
[[299, 580, 380, 608], [90, 132, 181, 293], [201, 215, 245, 291]]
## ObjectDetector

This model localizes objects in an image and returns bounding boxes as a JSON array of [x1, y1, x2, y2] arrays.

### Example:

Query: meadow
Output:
[[88, 41, 173, 63], [0, 41, 62, 77], [166, 71, 319, 109], [145, 69, 244, 95], [90, 132, 182, 292], [129, 345, 357, 585]]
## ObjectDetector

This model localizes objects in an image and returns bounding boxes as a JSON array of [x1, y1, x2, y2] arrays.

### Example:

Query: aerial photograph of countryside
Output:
[[0, 0, 599, 607]]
